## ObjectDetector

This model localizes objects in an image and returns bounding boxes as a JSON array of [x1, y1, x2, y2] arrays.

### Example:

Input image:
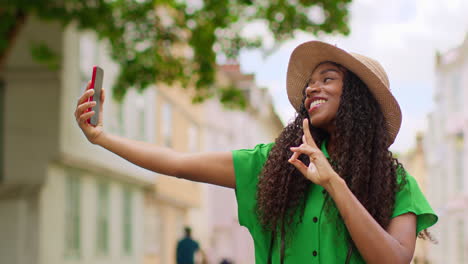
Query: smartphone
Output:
[[86, 66, 104, 126]]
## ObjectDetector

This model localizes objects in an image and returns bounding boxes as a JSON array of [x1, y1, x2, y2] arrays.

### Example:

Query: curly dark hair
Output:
[[256, 64, 432, 262]]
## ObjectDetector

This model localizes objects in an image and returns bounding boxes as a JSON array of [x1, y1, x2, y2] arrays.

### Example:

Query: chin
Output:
[[308, 117, 332, 131], [309, 118, 325, 128]]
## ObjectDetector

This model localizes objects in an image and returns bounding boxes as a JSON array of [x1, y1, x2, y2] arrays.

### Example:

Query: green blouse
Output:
[[232, 142, 438, 264]]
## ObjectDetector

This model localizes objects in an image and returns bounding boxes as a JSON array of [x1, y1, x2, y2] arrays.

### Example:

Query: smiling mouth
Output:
[[309, 99, 326, 112]]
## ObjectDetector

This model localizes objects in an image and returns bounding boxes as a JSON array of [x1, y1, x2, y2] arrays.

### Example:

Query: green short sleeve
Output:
[[232, 143, 274, 228], [392, 171, 438, 235]]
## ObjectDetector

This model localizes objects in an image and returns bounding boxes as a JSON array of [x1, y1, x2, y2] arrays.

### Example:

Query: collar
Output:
[[321, 138, 330, 159]]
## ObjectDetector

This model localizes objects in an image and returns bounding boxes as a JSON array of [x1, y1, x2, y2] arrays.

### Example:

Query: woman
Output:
[[75, 41, 437, 263]]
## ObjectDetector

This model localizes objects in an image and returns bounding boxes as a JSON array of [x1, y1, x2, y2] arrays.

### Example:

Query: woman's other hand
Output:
[[288, 118, 340, 189]]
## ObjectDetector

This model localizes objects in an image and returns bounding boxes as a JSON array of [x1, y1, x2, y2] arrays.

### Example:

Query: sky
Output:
[[238, 0, 468, 153]]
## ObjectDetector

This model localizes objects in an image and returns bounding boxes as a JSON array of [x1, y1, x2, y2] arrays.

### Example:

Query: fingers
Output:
[[100, 88, 105, 104], [77, 110, 95, 124], [97, 88, 105, 126], [74, 101, 96, 119], [288, 151, 308, 175], [290, 144, 317, 158], [289, 143, 322, 180], [75, 81, 98, 122], [302, 119, 318, 148], [288, 150, 301, 162], [77, 87, 94, 107], [288, 157, 308, 176]]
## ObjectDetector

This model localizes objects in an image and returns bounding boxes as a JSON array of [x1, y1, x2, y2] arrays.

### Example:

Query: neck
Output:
[[324, 122, 337, 157], [327, 135, 337, 157]]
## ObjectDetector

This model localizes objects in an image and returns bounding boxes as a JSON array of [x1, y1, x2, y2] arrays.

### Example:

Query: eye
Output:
[[324, 77, 333, 83]]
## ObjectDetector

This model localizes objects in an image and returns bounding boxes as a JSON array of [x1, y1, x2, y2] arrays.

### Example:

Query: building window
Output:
[[122, 187, 133, 255], [452, 72, 462, 112], [145, 200, 161, 255], [443, 223, 450, 260], [458, 220, 465, 264], [117, 89, 150, 141], [65, 171, 81, 258], [150, 89, 158, 143], [136, 95, 146, 141], [138, 109, 145, 140], [162, 103, 173, 147], [79, 34, 99, 97], [175, 210, 185, 239], [96, 181, 110, 256], [0, 80, 4, 181], [116, 103, 125, 136], [188, 124, 199, 152], [455, 133, 464, 193]]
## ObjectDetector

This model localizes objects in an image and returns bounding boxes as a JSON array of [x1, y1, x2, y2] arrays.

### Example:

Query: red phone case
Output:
[[86, 66, 103, 124]]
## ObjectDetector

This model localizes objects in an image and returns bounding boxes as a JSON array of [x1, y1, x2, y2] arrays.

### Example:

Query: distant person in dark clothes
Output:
[[176, 227, 200, 264], [220, 258, 233, 264]]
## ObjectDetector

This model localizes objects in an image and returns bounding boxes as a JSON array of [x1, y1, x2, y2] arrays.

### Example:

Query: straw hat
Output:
[[286, 40, 402, 146]]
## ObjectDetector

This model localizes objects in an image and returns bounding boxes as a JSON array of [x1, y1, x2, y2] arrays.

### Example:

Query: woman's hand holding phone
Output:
[[74, 81, 106, 144], [73, 67, 236, 188]]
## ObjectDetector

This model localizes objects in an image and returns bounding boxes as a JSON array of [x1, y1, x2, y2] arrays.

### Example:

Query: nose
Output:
[[305, 82, 321, 97]]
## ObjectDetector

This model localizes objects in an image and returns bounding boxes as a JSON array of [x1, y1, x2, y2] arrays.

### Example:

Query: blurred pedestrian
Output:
[[176, 227, 200, 264], [219, 258, 232, 264]]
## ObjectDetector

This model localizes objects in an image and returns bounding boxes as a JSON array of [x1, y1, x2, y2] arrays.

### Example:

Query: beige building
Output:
[[201, 63, 284, 264], [142, 63, 285, 264], [424, 34, 468, 264], [0, 12, 283, 264], [143, 82, 207, 264], [0, 17, 156, 264], [399, 133, 431, 264]]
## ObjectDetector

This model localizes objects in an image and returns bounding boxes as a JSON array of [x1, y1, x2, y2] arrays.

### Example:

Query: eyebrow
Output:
[[319, 68, 340, 75]]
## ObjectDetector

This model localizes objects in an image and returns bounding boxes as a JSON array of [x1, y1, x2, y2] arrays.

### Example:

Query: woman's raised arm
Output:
[[75, 82, 235, 189]]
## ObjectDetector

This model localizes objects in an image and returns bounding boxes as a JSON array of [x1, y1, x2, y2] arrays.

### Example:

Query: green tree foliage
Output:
[[0, 0, 351, 107]]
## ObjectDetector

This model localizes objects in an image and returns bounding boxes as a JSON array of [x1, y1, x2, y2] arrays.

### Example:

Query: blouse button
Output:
[[313, 217, 318, 223], [313, 250, 318, 257]]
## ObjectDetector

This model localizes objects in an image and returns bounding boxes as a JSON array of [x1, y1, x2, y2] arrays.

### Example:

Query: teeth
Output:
[[310, 99, 326, 109]]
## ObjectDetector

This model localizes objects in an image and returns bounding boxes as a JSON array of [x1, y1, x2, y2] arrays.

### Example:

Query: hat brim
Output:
[[286, 41, 402, 146]]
